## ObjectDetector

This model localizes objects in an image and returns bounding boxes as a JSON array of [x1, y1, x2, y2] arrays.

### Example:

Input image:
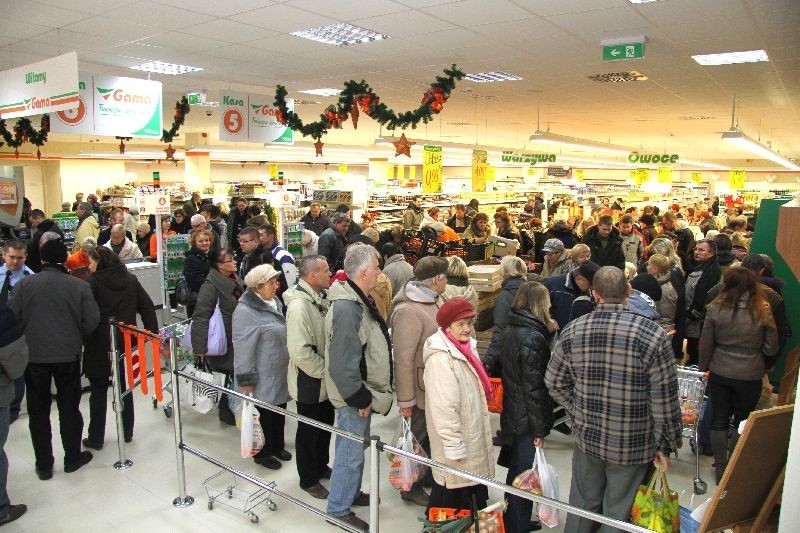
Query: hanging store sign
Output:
[[219, 91, 293, 144], [547, 166, 572, 178], [422, 145, 443, 193], [575, 169, 585, 182], [628, 152, 679, 165], [633, 168, 649, 186], [602, 42, 644, 61], [657, 166, 673, 183], [501, 151, 556, 164], [691, 172, 703, 185], [338, 164, 348, 174], [729, 169, 746, 189], [51, 75, 163, 138], [0, 51, 79, 119], [472, 149, 487, 192]]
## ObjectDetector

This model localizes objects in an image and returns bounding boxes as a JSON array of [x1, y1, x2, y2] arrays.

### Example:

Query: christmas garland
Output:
[[161, 96, 190, 143], [273, 64, 465, 151], [0, 115, 50, 159]]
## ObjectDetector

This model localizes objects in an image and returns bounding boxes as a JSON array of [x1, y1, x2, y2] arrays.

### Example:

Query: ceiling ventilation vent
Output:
[[586, 71, 648, 83]]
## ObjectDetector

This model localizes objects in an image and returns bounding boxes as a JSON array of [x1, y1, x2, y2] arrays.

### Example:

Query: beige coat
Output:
[[74, 215, 99, 251], [372, 273, 393, 322], [423, 329, 495, 489]]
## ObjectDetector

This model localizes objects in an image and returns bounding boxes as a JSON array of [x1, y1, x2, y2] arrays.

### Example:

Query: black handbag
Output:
[[175, 277, 198, 306]]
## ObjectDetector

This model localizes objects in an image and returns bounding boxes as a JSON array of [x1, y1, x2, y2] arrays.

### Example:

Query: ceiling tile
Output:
[[419, 0, 534, 27], [287, 0, 410, 21], [354, 10, 457, 36], [101, 1, 215, 31], [140, 32, 230, 53], [64, 16, 160, 42], [511, 0, 627, 17], [180, 19, 280, 44], [2, 1, 93, 26], [156, 0, 279, 17], [226, 4, 337, 32]]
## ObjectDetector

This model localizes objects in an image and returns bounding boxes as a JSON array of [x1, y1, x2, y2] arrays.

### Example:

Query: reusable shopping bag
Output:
[[630, 468, 680, 533], [387, 417, 428, 491], [535, 447, 560, 528], [181, 302, 227, 356], [181, 359, 226, 414], [240, 399, 265, 458]]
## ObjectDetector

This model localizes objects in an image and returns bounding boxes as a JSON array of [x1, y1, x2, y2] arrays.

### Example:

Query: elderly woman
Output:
[[191, 248, 243, 425], [182, 229, 214, 317], [700, 267, 778, 483], [135, 223, 153, 259], [499, 281, 556, 533], [170, 208, 191, 234], [484, 256, 529, 375], [439, 256, 478, 310], [424, 298, 494, 512], [233, 264, 291, 470], [462, 213, 491, 244], [65, 236, 96, 275], [83, 246, 157, 448], [103, 224, 143, 262]]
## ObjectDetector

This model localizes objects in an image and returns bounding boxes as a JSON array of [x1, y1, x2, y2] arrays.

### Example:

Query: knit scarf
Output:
[[443, 329, 493, 401]]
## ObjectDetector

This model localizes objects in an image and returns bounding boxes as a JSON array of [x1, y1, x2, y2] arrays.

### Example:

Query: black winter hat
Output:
[[40, 239, 68, 264], [631, 273, 662, 302]]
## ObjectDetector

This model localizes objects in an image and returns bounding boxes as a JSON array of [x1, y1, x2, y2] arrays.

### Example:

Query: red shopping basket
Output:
[[487, 377, 503, 414]]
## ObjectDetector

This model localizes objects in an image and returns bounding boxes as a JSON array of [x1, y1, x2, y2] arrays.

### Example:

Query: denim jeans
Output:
[[0, 406, 9, 515], [327, 406, 370, 517]]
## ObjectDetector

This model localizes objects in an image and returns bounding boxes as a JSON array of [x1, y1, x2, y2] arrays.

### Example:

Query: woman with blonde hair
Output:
[[439, 256, 478, 310], [182, 228, 215, 317], [499, 281, 556, 532], [700, 267, 778, 482], [568, 243, 591, 269], [577, 217, 596, 238], [648, 237, 686, 358]]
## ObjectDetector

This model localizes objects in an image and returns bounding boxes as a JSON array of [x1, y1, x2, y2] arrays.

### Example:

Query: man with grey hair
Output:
[[390, 256, 449, 506], [103, 224, 143, 262], [325, 245, 393, 530], [97, 209, 130, 247], [283, 255, 333, 500], [318, 212, 350, 272], [546, 266, 682, 531]]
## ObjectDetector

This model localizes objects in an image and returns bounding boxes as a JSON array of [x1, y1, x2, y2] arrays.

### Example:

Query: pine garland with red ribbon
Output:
[[161, 96, 190, 143], [0, 115, 50, 159], [273, 64, 464, 148]]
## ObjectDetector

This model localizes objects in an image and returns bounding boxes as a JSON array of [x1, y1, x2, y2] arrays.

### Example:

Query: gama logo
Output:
[[97, 87, 152, 105]]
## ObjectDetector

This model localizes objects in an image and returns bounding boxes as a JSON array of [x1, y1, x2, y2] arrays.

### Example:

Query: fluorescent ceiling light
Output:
[[291, 23, 388, 46], [129, 61, 203, 75], [299, 88, 342, 97], [722, 128, 799, 170], [529, 130, 631, 156], [628, 0, 664, 4], [677, 159, 729, 170], [464, 71, 522, 83], [691, 50, 769, 66]]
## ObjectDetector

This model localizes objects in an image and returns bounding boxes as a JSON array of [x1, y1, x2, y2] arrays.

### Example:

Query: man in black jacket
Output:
[[683, 239, 721, 365], [299, 202, 330, 236], [581, 215, 625, 269], [9, 239, 100, 480], [26, 210, 64, 272], [237, 227, 273, 283], [318, 213, 350, 272]]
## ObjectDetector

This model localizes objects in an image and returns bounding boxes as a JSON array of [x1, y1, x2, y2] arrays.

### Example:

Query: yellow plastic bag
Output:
[[630, 468, 679, 533]]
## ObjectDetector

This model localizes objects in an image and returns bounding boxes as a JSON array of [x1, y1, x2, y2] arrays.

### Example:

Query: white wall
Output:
[[60, 160, 128, 203]]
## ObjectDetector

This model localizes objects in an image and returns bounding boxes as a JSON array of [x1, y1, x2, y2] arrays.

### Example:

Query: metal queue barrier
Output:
[[165, 343, 654, 533]]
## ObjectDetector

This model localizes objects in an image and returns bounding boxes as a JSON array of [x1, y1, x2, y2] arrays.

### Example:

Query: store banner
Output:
[[0, 174, 23, 226], [691, 172, 703, 185], [634, 168, 649, 186], [51, 74, 163, 138], [269, 163, 278, 178], [472, 149, 487, 192], [338, 164, 348, 174], [387, 164, 395, 180], [422, 145, 443, 193], [658, 166, 673, 184], [487, 166, 496, 183], [575, 169, 585, 182], [547, 166, 572, 178], [219, 91, 293, 144], [0, 51, 79, 119], [729, 169, 746, 189]]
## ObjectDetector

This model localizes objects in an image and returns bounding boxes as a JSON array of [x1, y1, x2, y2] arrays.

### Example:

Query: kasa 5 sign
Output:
[[219, 91, 293, 144], [51, 75, 163, 138]]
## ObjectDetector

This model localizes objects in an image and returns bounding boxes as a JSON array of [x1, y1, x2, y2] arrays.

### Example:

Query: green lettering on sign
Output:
[[603, 42, 644, 61]]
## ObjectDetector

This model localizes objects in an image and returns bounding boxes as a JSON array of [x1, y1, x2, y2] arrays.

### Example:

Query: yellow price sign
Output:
[[409, 165, 416, 181], [575, 169, 584, 182], [486, 166, 496, 183], [472, 150, 487, 192], [422, 145, 443, 193], [269, 163, 278, 178], [691, 172, 703, 184], [729, 169, 746, 189], [338, 164, 348, 174], [658, 166, 673, 184], [634, 168, 649, 186]]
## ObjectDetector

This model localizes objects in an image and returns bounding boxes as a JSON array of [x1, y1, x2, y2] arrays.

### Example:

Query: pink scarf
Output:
[[443, 330, 494, 401]]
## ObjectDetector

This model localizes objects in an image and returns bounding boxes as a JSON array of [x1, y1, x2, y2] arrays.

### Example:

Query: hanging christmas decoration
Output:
[[116, 136, 132, 155], [273, 64, 464, 155], [0, 115, 50, 159], [314, 140, 324, 157], [161, 96, 190, 143], [164, 143, 176, 160], [393, 133, 415, 158]]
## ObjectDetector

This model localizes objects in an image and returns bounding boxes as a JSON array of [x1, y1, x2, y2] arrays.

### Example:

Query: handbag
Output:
[[181, 300, 228, 356], [630, 468, 680, 533], [175, 277, 197, 306], [187, 358, 227, 414]]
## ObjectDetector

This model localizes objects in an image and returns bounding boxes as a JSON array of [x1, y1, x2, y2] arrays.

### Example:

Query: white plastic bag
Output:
[[535, 447, 560, 528], [388, 417, 428, 491], [240, 399, 265, 458]]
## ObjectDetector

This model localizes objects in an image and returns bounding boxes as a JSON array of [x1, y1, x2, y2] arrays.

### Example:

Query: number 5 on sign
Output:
[[423, 145, 443, 193]]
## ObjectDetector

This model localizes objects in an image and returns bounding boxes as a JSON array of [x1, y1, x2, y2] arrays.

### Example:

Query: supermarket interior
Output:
[[1, 0, 800, 532]]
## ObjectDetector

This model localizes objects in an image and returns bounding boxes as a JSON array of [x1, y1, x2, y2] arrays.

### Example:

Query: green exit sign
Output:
[[187, 92, 201, 105], [603, 42, 644, 61]]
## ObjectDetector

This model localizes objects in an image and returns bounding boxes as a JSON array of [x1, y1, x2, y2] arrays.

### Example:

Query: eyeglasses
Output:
[[220, 258, 236, 264], [238, 238, 254, 244]]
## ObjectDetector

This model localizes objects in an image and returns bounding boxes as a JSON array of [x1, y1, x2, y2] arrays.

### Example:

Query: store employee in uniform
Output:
[[0, 240, 34, 423]]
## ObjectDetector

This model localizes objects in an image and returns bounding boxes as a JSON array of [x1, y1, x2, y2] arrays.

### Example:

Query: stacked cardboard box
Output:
[[468, 264, 503, 293]]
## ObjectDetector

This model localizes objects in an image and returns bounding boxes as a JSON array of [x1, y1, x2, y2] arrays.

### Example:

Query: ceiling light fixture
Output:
[[691, 49, 769, 66], [464, 72, 522, 83], [298, 88, 342, 97], [627, 0, 665, 4], [529, 130, 631, 156], [291, 23, 388, 46], [722, 128, 799, 170], [129, 61, 203, 75]]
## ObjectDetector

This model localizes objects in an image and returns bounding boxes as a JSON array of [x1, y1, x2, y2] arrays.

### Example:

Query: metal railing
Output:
[[168, 350, 654, 533]]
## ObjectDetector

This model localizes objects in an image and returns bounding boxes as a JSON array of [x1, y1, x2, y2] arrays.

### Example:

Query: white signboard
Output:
[[136, 194, 171, 216], [0, 51, 80, 118], [219, 91, 293, 144], [51, 75, 163, 138]]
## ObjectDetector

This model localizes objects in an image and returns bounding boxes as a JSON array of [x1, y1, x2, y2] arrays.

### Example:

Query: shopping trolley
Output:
[[203, 470, 278, 523], [676, 365, 709, 495], [155, 319, 194, 418]]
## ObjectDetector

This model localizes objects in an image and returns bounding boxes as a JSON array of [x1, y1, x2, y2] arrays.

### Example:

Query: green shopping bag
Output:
[[629, 468, 680, 533]]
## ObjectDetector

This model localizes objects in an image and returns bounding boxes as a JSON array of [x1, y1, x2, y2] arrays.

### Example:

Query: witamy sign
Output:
[[219, 92, 294, 144], [0, 51, 80, 118], [51, 75, 163, 138]]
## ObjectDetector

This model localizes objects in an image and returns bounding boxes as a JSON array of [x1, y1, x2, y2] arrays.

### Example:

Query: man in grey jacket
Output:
[[325, 245, 393, 531], [284, 256, 333, 500], [9, 239, 100, 481], [381, 243, 413, 297], [0, 301, 28, 525]]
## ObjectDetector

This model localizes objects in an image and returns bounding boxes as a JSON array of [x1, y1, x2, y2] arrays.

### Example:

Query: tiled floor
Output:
[[3, 372, 715, 533]]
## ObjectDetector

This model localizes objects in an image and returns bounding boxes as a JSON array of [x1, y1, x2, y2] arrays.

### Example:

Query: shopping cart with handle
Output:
[[676, 365, 709, 495]]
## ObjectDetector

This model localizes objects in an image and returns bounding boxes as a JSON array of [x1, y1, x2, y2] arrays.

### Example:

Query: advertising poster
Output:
[[422, 145, 443, 193], [219, 91, 293, 144], [0, 51, 79, 118]]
